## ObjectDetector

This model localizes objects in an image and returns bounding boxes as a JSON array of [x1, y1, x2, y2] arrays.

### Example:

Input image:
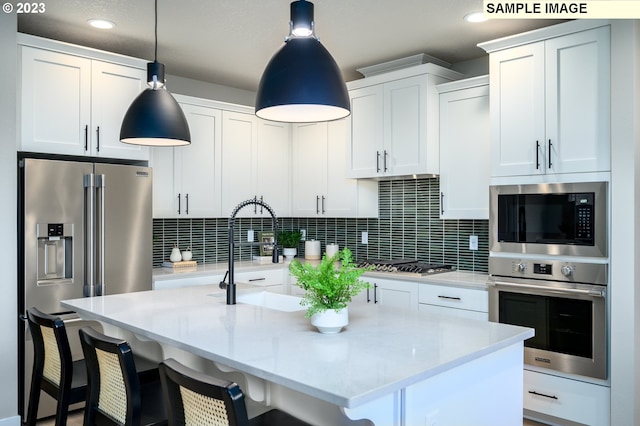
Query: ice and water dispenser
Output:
[[36, 223, 73, 284]]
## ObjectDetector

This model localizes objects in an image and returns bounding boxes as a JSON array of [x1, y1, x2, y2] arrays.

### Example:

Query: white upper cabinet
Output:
[[220, 111, 291, 218], [19, 41, 149, 161], [438, 76, 490, 220], [485, 25, 610, 178], [346, 63, 463, 179], [291, 120, 378, 217], [152, 100, 222, 218]]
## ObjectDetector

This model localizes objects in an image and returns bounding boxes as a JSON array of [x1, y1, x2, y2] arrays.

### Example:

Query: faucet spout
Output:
[[227, 198, 279, 305]]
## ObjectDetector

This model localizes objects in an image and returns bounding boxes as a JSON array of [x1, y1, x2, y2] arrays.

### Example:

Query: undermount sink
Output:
[[237, 291, 305, 312]]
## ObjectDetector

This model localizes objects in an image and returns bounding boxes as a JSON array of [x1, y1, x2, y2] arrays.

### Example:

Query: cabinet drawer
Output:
[[524, 370, 610, 425], [234, 269, 284, 287], [418, 285, 488, 312], [418, 304, 488, 321], [153, 274, 224, 290]]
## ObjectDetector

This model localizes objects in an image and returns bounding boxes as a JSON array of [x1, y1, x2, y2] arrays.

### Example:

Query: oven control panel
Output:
[[490, 256, 607, 285]]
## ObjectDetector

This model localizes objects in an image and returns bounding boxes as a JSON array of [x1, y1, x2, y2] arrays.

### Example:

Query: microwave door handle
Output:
[[491, 281, 605, 298]]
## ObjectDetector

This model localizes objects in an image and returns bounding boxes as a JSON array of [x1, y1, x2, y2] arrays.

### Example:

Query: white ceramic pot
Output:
[[170, 247, 182, 262], [310, 307, 348, 334], [283, 247, 297, 260]]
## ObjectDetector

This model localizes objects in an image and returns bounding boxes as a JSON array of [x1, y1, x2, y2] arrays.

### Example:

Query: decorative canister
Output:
[[304, 240, 321, 260], [325, 243, 339, 258]]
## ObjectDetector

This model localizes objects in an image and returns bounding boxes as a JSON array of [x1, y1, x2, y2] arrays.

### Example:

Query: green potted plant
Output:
[[289, 248, 371, 334], [278, 230, 303, 260]]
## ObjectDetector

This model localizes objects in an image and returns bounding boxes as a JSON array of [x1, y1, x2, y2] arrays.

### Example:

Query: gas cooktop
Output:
[[357, 259, 455, 276]]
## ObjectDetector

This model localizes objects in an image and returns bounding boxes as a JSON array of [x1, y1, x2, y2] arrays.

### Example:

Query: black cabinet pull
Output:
[[321, 196, 325, 214], [528, 390, 558, 400], [84, 125, 88, 151], [376, 151, 381, 173], [366, 287, 371, 303], [374, 283, 378, 304], [316, 196, 320, 214], [440, 192, 444, 215], [248, 277, 265, 282], [185, 193, 189, 215], [383, 150, 388, 172], [177, 193, 181, 214], [438, 295, 461, 301], [548, 139, 553, 169], [96, 126, 100, 152], [536, 141, 540, 169]]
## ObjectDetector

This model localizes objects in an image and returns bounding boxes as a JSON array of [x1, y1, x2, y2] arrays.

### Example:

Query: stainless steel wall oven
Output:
[[488, 257, 607, 380]]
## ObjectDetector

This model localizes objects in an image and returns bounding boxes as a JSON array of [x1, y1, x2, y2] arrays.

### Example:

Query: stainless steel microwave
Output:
[[489, 182, 607, 258]]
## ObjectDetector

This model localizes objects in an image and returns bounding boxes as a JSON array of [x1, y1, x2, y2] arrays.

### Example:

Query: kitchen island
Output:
[[62, 284, 533, 425]]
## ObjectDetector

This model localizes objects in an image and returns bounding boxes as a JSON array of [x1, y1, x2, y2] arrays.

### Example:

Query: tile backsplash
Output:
[[153, 177, 489, 273]]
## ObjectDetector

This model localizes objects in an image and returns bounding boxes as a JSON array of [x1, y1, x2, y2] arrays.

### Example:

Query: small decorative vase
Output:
[[283, 247, 297, 260], [170, 246, 182, 262], [181, 248, 192, 261], [311, 307, 348, 334]]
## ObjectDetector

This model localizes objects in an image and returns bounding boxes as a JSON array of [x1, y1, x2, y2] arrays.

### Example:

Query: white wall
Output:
[[167, 73, 256, 107], [610, 19, 640, 426], [0, 10, 20, 426]]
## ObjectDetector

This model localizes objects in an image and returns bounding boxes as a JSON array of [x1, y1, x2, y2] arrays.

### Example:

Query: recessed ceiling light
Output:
[[87, 19, 116, 29], [463, 11, 487, 23]]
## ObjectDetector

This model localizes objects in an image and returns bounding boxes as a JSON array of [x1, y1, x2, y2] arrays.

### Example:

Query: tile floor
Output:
[[36, 410, 549, 425]]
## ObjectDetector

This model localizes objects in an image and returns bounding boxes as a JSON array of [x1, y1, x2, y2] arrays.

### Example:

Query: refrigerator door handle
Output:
[[84, 174, 96, 297], [96, 174, 106, 296]]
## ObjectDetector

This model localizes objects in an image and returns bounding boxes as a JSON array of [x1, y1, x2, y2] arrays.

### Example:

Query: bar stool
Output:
[[25, 307, 87, 426], [158, 358, 312, 426], [79, 327, 167, 426]]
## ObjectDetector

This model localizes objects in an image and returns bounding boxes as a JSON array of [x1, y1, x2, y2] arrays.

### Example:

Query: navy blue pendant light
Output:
[[255, 0, 350, 123], [120, 0, 190, 146]]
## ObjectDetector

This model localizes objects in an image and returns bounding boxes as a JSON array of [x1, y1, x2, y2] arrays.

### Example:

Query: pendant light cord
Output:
[[154, 0, 158, 62]]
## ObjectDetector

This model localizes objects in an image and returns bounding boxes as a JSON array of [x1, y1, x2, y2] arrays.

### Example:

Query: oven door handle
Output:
[[491, 281, 605, 298]]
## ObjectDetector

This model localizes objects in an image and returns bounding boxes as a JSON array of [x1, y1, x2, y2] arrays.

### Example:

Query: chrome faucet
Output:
[[221, 197, 279, 305]]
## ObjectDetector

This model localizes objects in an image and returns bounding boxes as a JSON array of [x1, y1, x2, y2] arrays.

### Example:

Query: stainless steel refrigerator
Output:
[[18, 157, 153, 420]]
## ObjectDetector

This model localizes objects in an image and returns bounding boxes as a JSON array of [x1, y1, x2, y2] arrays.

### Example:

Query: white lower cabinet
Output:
[[524, 369, 610, 426], [356, 278, 419, 310], [418, 284, 488, 321]]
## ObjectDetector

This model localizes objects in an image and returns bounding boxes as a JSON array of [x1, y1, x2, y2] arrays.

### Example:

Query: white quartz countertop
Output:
[[62, 284, 531, 409], [153, 261, 489, 290]]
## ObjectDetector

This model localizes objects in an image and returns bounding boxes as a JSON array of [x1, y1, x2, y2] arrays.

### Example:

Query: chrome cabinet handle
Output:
[[321, 196, 325, 214], [96, 126, 100, 152], [536, 141, 540, 169], [376, 151, 381, 173], [548, 139, 553, 169], [528, 390, 558, 400], [177, 193, 181, 214], [185, 193, 189, 215]]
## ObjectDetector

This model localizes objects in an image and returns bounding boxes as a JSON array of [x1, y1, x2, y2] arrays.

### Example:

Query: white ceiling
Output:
[[18, 0, 565, 92]]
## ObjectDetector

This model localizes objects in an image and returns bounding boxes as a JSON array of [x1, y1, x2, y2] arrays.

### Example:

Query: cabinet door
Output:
[[370, 278, 419, 310], [347, 85, 384, 178], [91, 61, 148, 160], [177, 104, 222, 217], [324, 119, 358, 217], [20, 46, 91, 156], [291, 123, 327, 216], [489, 42, 545, 177], [220, 111, 258, 217], [439, 84, 490, 219], [151, 147, 178, 217], [256, 120, 291, 217], [545, 26, 610, 174], [384, 75, 429, 176]]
